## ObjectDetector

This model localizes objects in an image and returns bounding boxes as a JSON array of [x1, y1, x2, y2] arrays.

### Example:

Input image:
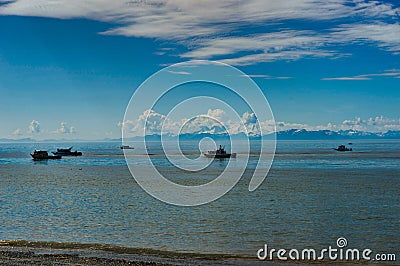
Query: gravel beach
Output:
[[0, 250, 169, 266], [0, 245, 262, 266]]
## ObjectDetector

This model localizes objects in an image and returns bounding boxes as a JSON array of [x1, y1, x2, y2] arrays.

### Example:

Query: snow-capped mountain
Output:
[[273, 129, 400, 140]]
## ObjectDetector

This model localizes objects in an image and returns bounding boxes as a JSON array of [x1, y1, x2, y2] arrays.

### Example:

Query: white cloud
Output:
[[28, 120, 41, 133], [142, 109, 171, 135], [12, 128, 22, 136], [166, 70, 191, 75], [365, 69, 400, 77], [240, 112, 263, 136], [180, 116, 228, 135], [322, 69, 400, 80], [330, 22, 400, 54], [181, 31, 335, 65], [275, 116, 400, 133], [119, 108, 235, 136], [242, 112, 257, 124], [183, 22, 400, 65], [121, 110, 400, 136], [242, 74, 269, 78], [339, 116, 400, 132], [322, 77, 371, 81], [249, 75, 292, 80], [130, 109, 169, 135], [182, 31, 323, 57], [206, 109, 227, 121], [1, 0, 399, 65], [221, 50, 336, 66], [122, 109, 254, 136], [55, 122, 76, 134], [178, 109, 238, 135], [117, 119, 134, 129]]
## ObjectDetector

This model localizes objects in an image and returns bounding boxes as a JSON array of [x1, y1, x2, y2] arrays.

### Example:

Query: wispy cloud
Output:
[[330, 22, 400, 54], [182, 22, 400, 65], [322, 77, 372, 81], [180, 30, 336, 65], [166, 70, 191, 75], [0, 0, 399, 65], [322, 69, 400, 81], [242, 74, 292, 80], [363, 69, 400, 78]]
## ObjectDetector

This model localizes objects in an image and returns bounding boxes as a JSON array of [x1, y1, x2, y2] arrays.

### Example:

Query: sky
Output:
[[0, 0, 399, 139]]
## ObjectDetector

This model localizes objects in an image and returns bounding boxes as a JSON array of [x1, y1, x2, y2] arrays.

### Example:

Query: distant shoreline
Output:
[[1, 129, 400, 143]]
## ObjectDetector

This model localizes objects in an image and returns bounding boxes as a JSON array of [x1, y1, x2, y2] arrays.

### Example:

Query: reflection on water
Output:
[[0, 140, 399, 256]]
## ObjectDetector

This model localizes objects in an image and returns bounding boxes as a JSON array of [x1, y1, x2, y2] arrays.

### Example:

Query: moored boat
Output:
[[31, 150, 62, 160], [120, 145, 134, 150], [204, 145, 236, 159], [52, 147, 82, 156], [333, 145, 352, 152]]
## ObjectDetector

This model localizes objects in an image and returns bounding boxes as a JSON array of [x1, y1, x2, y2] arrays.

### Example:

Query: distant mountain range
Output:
[[0, 138, 36, 143], [274, 129, 400, 140], [124, 129, 400, 141], [1, 129, 400, 143]]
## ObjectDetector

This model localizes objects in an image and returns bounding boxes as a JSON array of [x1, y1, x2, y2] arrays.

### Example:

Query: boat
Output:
[[120, 145, 134, 150], [31, 150, 62, 160], [204, 145, 236, 158], [52, 147, 82, 156], [333, 145, 352, 152]]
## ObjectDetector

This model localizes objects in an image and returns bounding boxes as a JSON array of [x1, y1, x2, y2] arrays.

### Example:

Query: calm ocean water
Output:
[[0, 140, 399, 256]]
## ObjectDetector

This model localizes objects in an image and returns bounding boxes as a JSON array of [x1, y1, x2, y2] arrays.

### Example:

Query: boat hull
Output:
[[52, 151, 82, 156], [31, 154, 62, 160], [204, 153, 236, 158]]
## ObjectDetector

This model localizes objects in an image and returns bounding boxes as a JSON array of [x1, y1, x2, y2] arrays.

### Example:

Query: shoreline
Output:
[[0, 249, 173, 266], [0, 240, 259, 266], [0, 248, 375, 266], [0, 249, 166, 266], [0, 241, 378, 265]]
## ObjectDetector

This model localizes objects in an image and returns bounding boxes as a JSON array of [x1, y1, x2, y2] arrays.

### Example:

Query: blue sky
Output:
[[0, 0, 399, 139]]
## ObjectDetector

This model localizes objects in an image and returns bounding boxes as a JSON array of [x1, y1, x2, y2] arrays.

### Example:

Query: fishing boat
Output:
[[333, 145, 352, 152], [120, 145, 134, 150], [204, 145, 236, 158], [31, 150, 62, 160], [52, 147, 82, 156]]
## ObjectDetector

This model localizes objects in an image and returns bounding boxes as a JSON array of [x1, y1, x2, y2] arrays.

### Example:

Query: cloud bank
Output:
[[120, 109, 400, 137]]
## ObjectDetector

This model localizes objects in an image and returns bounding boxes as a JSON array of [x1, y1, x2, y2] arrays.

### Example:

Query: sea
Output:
[[0, 140, 399, 259]]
